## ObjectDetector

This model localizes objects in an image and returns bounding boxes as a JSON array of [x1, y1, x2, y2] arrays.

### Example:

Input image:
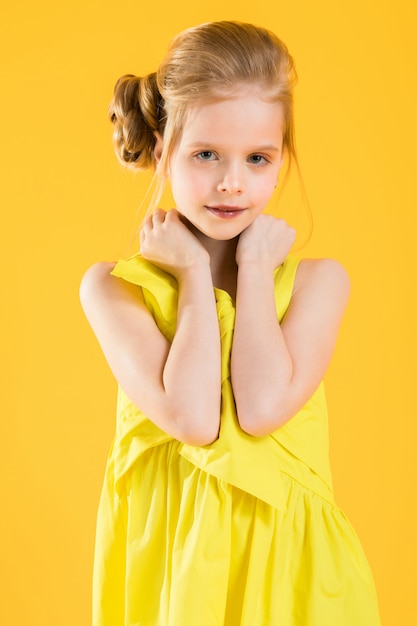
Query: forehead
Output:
[[181, 93, 284, 146]]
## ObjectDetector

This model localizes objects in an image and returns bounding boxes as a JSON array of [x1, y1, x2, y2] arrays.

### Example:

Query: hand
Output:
[[140, 209, 210, 278], [235, 214, 296, 270]]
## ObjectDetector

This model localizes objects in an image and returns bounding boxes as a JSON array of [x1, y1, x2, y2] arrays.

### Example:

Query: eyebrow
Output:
[[185, 142, 281, 152]]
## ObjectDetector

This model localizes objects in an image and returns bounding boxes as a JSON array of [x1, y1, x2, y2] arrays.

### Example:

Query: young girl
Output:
[[81, 21, 380, 626]]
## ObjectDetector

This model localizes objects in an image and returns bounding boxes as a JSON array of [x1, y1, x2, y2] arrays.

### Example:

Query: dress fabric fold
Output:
[[93, 254, 380, 626]]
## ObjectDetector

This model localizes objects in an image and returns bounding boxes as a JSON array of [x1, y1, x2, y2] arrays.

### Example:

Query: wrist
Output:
[[236, 262, 277, 302], [176, 259, 212, 287], [237, 258, 276, 276]]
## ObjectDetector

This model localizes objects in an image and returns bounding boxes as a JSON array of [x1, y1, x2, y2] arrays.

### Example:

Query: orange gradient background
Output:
[[1, 1, 416, 624]]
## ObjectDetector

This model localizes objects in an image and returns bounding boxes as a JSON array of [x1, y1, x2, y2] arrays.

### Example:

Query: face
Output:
[[163, 90, 285, 241]]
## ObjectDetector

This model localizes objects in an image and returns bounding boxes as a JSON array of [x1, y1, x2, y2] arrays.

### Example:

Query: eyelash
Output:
[[248, 155, 269, 166], [195, 151, 216, 161], [193, 152, 270, 166]]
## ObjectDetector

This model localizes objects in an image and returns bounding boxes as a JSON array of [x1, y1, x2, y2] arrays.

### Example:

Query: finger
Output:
[[140, 214, 154, 237], [152, 208, 166, 225], [165, 208, 181, 223]]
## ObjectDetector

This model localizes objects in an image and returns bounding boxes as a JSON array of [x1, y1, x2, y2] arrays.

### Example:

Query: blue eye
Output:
[[248, 154, 268, 165], [196, 151, 216, 161]]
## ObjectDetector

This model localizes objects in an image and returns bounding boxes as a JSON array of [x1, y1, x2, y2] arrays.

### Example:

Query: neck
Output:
[[183, 217, 239, 296]]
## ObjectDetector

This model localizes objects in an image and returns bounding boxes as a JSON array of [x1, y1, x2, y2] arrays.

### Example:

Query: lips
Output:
[[205, 205, 246, 219]]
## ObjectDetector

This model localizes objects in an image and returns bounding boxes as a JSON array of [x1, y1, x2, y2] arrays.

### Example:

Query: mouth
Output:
[[205, 205, 246, 219]]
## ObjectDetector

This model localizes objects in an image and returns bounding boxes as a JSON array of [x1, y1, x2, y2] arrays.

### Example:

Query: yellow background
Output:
[[1, 0, 416, 624]]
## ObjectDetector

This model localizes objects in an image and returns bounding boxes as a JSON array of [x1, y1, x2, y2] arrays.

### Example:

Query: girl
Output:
[[80, 21, 380, 626]]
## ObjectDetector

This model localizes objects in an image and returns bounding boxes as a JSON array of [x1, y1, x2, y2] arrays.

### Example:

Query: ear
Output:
[[153, 131, 163, 164]]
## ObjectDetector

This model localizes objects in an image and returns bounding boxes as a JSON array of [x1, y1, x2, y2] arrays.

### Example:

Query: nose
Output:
[[217, 163, 244, 194]]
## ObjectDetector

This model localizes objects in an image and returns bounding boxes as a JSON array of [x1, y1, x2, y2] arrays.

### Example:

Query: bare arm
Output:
[[231, 215, 350, 436], [80, 211, 221, 446]]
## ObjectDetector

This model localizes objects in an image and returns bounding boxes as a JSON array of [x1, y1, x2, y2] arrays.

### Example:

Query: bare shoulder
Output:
[[80, 261, 116, 291], [79, 262, 116, 310], [286, 258, 351, 328], [79, 261, 142, 317], [293, 257, 350, 301]]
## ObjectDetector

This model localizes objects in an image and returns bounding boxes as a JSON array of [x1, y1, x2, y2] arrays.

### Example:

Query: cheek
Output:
[[257, 174, 277, 199], [177, 170, 207, 199], [171, 172, 199, 209], [170, 166, 187, 199]]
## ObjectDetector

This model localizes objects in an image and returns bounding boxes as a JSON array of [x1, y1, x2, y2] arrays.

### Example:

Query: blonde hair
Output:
[[109, 21, 298, 212]]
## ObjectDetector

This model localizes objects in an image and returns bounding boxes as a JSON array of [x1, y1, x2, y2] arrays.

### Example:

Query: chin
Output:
[[200, 226, 245, 242], [182, 215, 244, 242]]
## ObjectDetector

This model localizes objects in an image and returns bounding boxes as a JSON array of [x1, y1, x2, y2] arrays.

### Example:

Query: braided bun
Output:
[[109, 73, 163, 170]]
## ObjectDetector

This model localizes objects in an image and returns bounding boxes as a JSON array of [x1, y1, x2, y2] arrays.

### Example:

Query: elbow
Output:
[[178, 427, 220, 447], [173, 411, 220, 447], [181, 431, 219, 447], [237, 401, 292, 438]]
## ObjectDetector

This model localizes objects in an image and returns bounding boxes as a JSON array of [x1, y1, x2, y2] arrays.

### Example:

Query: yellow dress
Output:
[[93, 254, 380, 626]]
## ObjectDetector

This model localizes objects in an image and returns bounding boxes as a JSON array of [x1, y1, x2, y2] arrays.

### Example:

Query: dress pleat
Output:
[[92, 254, 381, 626]]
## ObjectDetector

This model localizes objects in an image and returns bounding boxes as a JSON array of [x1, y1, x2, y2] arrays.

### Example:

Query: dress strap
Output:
[[111, 254, 179, 341]]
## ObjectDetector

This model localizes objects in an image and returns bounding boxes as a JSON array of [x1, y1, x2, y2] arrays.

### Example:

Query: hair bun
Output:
[[109, 73, 162, 170]]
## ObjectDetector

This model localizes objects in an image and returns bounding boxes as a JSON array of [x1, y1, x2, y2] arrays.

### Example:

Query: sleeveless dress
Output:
[[92, 253, 380, 626]]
